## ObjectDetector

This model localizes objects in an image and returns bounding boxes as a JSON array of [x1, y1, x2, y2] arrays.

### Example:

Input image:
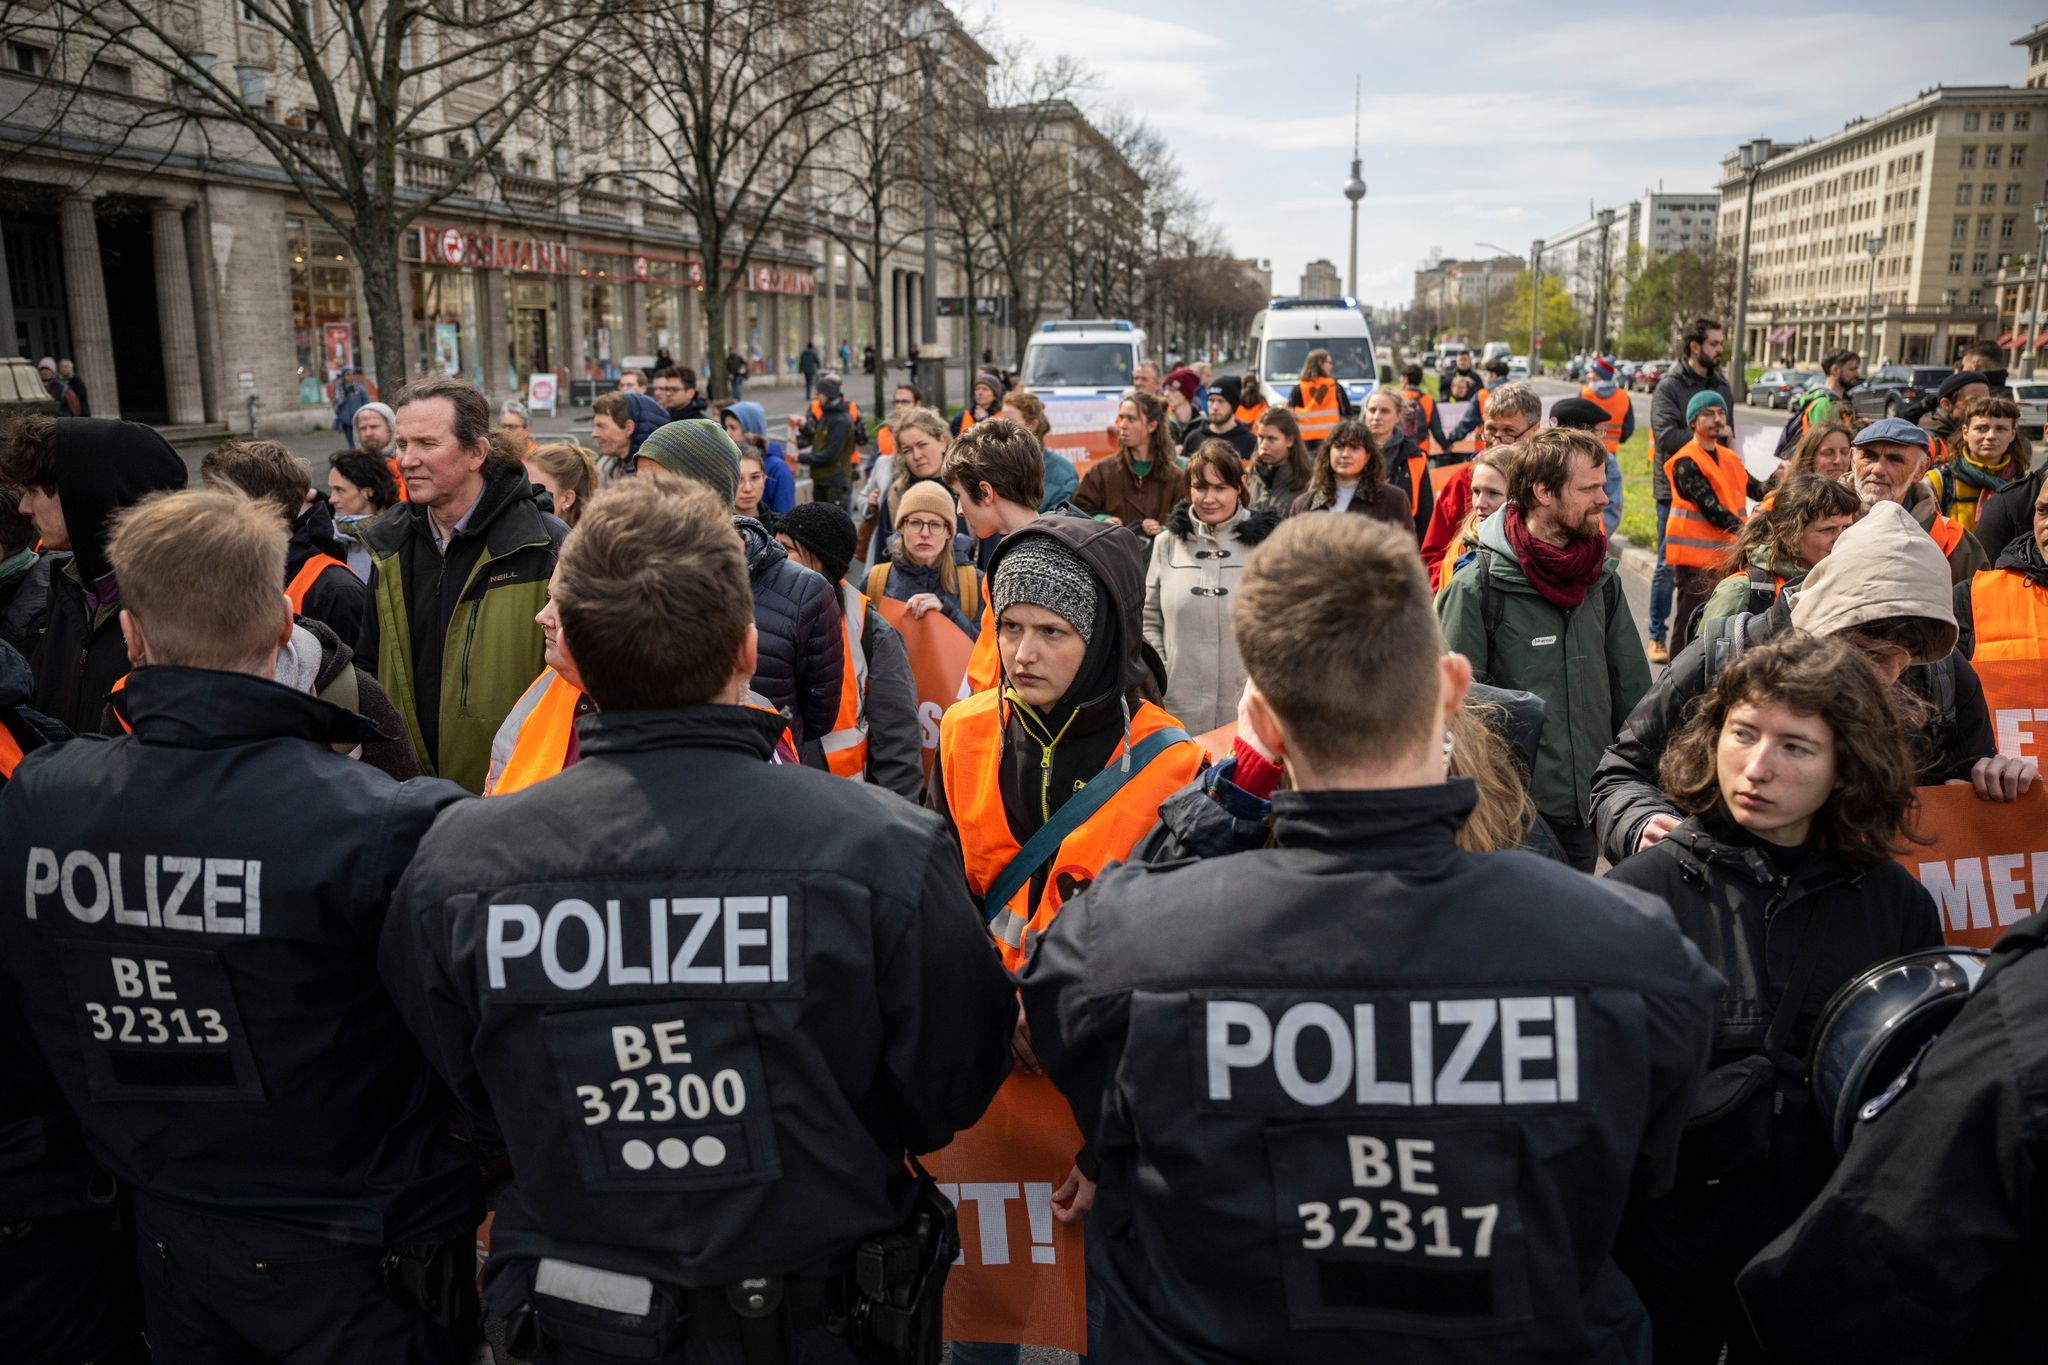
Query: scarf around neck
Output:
[[1503, 503, 1608, 611]]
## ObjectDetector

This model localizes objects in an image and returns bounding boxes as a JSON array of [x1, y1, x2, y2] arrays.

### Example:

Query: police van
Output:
[[1019, 319, 1149, 472], [1020, 318, 1148, 396], [1249, 298, 1379, 410]]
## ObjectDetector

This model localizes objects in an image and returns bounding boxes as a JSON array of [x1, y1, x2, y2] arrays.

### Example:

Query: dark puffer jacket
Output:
[[739, 515, 841, 744], [288, 493, 368, 645]]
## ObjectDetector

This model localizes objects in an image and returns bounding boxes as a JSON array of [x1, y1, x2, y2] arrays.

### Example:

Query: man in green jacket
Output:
[[1438, 426, 1651, 870], [358, 376, 567, 792]]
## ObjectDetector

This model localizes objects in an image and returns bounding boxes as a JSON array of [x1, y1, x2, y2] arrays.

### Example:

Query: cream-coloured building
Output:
[[1719, 22, 2048, 369]]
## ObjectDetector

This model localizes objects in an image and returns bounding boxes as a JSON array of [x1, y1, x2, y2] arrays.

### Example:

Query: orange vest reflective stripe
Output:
[[1968, 568, 2048, 663], [488, 669, 583, 796], [822, 583, 871, 779], [939, 690, 1205, 971], [1662, 439, 1749, 569], [388, 458, 410, 502], [965, 581, 1000, 696], [1235, 402, 1267, 428], [286, 554, 347, 616], [0, 724, 22, 780], [1293, 377, 1341, 444], [1580, 385, 1631, 454], [1928, 509, 1964, 558]]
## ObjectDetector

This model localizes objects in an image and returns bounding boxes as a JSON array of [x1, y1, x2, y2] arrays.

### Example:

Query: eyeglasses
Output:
[[900, 517, 951, 535]]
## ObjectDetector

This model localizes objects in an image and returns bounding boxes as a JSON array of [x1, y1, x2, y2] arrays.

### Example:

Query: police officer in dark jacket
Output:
[[1737, 910, 2048, 1363], [1021, 515, 1719, 1365], [0, 414, 186, 733], [0, 489, 480, 1363], [381, 479, 1012, 1364]]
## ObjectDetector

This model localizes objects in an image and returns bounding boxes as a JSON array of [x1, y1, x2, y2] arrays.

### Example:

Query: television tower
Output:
[[1343, 77, 1367, 297]]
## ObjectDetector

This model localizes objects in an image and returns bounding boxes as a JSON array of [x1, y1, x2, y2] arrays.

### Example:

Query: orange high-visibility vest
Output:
[[1400, 385, 1438, 455], [1968, 568, 2048, 663], [1580, 385, 1631, 454], [1662, 439, 1749, 570], [821, 583, 871, 780], [1292, 377, 1341, 445], [487, 668, 583, 796], [964, 578, 1000, 696], [939, 690, 1205, 972], [286, 554, 348, 616], [0, 724, 22, 780], [1235, 401, 1268, 428], [1405, 454, 1428, 517], [388, 458, 410, 502], [810, 397, 863, 425], [1928, 509, 1965, 558]]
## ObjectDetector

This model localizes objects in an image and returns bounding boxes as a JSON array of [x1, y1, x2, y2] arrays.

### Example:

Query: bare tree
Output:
[[597, 0, 885, 389], [0, 0, 620, 398]]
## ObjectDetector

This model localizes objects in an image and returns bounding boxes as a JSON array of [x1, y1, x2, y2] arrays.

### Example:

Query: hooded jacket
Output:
[[1974, 467, 2045, 565], [358, 459, 568, 792], [1436, 509, 1651, 827], [738, 515, 842, 744], [1954, 531, 2048, 658], [288, 492, 368, 645], [273, 617, 420, 780], [0, 546, 49, 658], [1591, 502, 1994, 863], [796, 391, 856, 489], [29, 418, 188, 732], [929, 516, 1182, 913], [596, 391, 676, 486], [729, 400, 796, 514], [1144, 501, 1280, 732]]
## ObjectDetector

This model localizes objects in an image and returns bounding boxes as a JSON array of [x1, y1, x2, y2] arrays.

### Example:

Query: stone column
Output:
[[0, 224, 19, 357], [59, 193, 120, 418], [561, 269, 584, 383], [151, 203, 206, 425], [183, 198, 223, 422], [622, 278, 645, 357], [475, 268, 507, 402]]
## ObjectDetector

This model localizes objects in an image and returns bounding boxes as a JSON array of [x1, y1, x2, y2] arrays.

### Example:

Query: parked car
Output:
[[1562, 356, 1586, 382], [1421, 351, 1440, 369], [1633, 359, 1672, 391], [1850, 365, 1953, 420], [1617, 360, 1643, 385], [1747, 369, 1816, 409], [2011, 378, 2048, 438], [1505, 355, 1531, 382]]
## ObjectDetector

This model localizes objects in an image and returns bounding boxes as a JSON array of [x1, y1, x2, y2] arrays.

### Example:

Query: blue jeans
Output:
[[1603, 449, 1624, 537], [1649, 498, 1674, 643]]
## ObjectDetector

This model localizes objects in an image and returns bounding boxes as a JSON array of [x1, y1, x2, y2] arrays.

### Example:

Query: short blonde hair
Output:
[[109, 490, 285, 667], [553, 478, 753, 709]]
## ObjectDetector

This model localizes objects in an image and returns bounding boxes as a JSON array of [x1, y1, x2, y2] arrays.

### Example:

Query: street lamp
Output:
[[1592, 209, 1616, 354], [1730, 137, 1773, 393], [1862, 231, 1886, 365], [2027, 202, 2048, 379], [908, 4, 947, 405], [1474, 241, 1519, 351], [1150, 207, 1167, 358], [1529, 239, 1545, 374]]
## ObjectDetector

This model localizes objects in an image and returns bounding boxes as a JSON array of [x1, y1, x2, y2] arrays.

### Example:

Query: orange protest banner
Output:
[[1428, 457, 1471, 496], [1973, 657, 2048, 763], [876, 597, 976, 785], [1898, 784, 2048, 951], [925, 1075, 1088, 1353]]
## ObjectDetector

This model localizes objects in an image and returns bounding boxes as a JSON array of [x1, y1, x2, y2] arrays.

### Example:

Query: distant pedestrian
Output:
[[724, 347, 748, 401], [792, 374, 858, 508], [1438, 426, 1649, 869], [799, 338, 821, 398], [838, 338, 851, 370], [1649, 317, 1735, 663], [1663, 391, 1764, 650], [36, 358, 79, 416], [330, 365, 368, 436], [496, 399, 534, 460], [951, 370, 1005, 437], [56, 359, 89, 417]]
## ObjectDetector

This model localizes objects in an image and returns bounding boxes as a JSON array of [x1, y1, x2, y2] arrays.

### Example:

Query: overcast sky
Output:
[[966, 1, 2042, 311]]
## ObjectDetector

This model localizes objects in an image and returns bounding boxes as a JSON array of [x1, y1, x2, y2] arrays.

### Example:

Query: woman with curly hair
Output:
[[1698, 473, 1859, 625], [1288, 416, 1411, 532], [1606, 630, 1940, 1365]]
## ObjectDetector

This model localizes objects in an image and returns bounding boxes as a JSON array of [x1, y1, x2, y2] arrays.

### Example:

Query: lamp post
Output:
[[1862, 231, 1886, 365], [1150, 207, 1167, 359], [1529, 239, 1545, 374], [908, 5, 947, 406], [1592, 208, 1616, 354], [2027, 202, 2048, 378], [1730, 137, 1773, 394]]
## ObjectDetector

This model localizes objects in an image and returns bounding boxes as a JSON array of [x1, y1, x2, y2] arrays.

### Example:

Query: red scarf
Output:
[[1502, 503, 1608, 611]]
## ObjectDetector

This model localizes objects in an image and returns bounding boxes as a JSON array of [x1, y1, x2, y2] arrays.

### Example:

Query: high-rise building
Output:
[[1300, 258, 1343, 297], [1718, 21, 2048, 368]]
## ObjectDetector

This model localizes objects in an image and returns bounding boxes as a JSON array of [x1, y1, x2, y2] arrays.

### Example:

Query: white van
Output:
[[1248, 298, 1377, 409], [1020, 319, 1148, 396]]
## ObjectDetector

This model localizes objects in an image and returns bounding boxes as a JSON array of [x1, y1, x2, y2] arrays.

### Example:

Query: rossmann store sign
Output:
[[415, 226, 575, 274]]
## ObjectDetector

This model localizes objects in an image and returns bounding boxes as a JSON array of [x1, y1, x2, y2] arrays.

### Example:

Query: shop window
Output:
[[288, 217, 364, 406]]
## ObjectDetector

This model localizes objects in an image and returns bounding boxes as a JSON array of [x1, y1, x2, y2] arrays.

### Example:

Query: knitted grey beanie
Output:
[[993, 535, 1099, 644]]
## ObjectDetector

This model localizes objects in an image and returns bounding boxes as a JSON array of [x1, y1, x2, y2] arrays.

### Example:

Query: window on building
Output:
[[1973, 254, 1988, 274], [1990, 111, 2006, 132], [1970, 288, 1984, 305], [2003, 216, 2018, 240], [1950, 252, 1965, 273], [2014, 146, 2027, 170], [2010, 183, 2025, 205], [1959, 183, 1974, 205], [239, 0, 260, 19], [1965, 112, 1981, 131], [88, 60, 131, 92], [1916, 152, 1924, 171], [9, 41, 49, 74], [1984, 185, 1999, 205], [1954, 215, 1969, 240], [2018, 112, 2032, 131], [1962, 145, 1978, 168], [1988, 146, 2003, 169]]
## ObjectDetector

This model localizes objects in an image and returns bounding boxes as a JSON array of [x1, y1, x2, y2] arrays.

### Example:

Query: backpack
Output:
[[1474, 546, 1623, 678], [1771, 388, 1831, 462], [1697, 608, 1958, 754]]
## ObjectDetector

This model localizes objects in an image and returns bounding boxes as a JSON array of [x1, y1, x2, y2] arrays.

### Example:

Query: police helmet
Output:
[[1809, 947, 1987, 1156]]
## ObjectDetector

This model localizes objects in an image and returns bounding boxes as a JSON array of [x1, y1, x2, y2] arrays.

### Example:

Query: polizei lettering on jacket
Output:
[[487, 895, 797, 995], [24, 848, 261, 934], [1203, 993, 1581, 1110]]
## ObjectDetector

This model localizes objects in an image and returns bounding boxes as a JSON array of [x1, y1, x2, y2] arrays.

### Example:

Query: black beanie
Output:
[[1548, 396, 1610, 430], [776, 501, 858, 585]]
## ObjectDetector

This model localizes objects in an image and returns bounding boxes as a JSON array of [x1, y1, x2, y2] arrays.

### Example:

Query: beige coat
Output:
[[1142, 500, 1281, 733]]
